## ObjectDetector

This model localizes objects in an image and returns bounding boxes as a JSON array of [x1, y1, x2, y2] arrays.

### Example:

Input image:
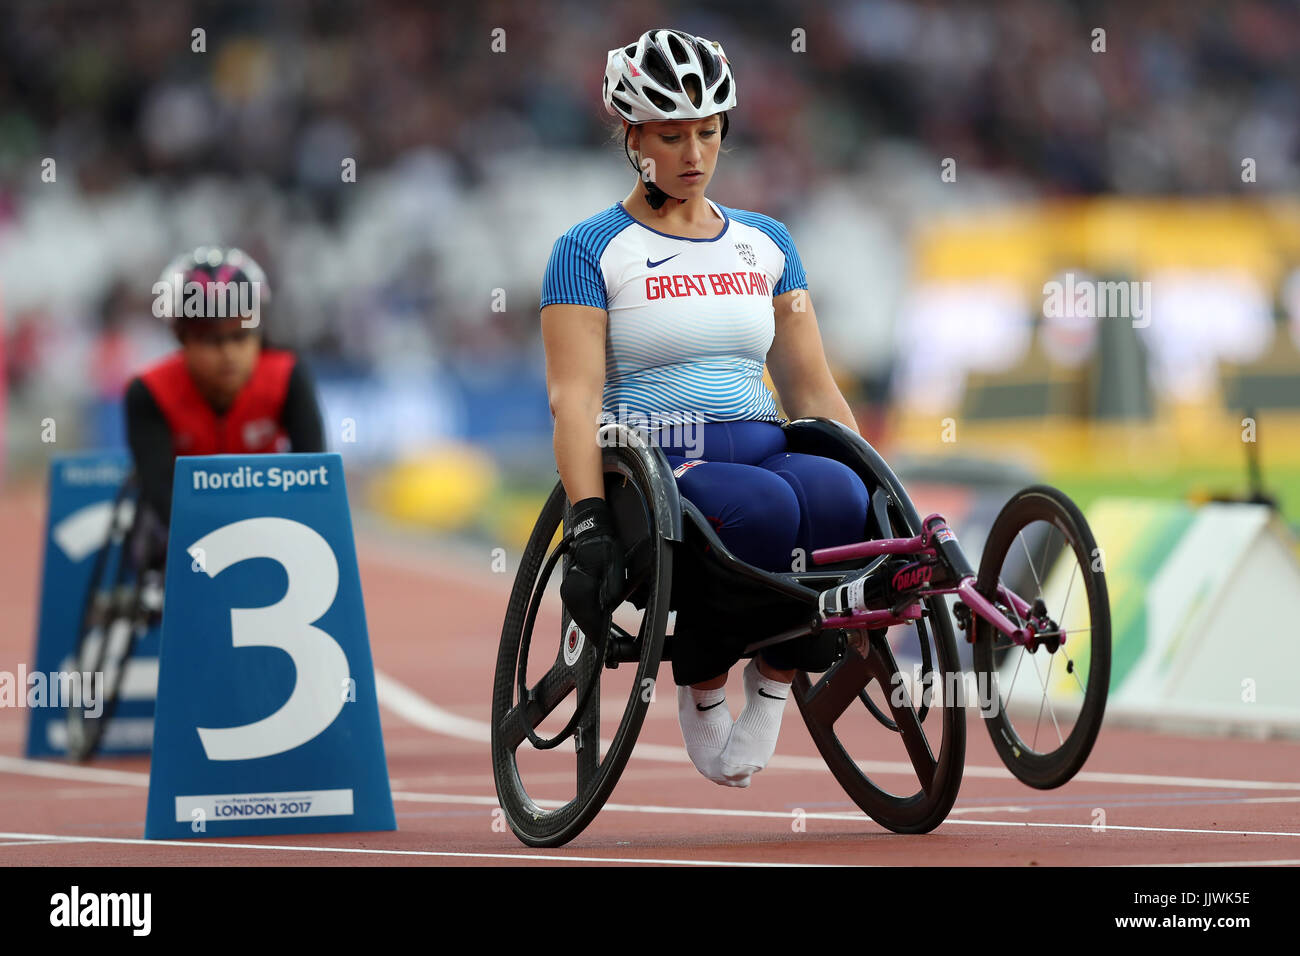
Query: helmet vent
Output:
[[683, 74, 702, 107], [665, 32, 691, 65], [713, 75, 731, 105], [695, 40, 721, 86], [641, 44, 679, 91], [644, 87, 676, 112]]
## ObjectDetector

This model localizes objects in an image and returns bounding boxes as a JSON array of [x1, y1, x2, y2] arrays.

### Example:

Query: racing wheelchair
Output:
[[491, 419, 1111, 847], [63, 471, 165, 762]]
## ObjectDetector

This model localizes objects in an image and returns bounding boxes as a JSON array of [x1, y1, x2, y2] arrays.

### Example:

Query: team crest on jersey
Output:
[[734, 242, 757, 267]]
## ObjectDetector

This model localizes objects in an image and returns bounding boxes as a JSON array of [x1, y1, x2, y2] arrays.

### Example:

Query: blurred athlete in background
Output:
[[125, 246, 326, 566]]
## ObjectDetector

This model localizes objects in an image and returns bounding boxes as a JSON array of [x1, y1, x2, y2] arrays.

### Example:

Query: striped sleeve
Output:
[[540, 232, 607, 310], [725, 207, 809, 297], [768, 220, 808, 297]]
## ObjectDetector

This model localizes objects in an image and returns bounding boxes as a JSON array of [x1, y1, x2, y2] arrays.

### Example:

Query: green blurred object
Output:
[[1046, 466, 1300, 540]]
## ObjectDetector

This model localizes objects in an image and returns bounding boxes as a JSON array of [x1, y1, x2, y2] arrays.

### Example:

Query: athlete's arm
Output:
[[541, 302, 607, 504], [124, 377, 177, 526], [282, 359, 327, 453], [766, 288, 860, 434]]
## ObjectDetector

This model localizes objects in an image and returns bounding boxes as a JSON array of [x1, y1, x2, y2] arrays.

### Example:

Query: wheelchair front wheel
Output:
[[971, 484, 1110, 789]]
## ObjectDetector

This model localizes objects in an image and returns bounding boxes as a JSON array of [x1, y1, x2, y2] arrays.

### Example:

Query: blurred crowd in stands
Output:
[[2, 0, 1297, 462]]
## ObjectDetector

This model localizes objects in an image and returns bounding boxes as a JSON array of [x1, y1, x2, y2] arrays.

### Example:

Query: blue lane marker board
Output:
[[145, 453, 395, 839]]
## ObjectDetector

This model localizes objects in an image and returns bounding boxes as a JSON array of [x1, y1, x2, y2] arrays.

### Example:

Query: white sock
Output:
[[719, 657, 789, 784], [677, 685, 748, 788]]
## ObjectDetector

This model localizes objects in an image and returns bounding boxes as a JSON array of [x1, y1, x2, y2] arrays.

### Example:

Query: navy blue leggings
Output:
[[656, 420, 870, 572]]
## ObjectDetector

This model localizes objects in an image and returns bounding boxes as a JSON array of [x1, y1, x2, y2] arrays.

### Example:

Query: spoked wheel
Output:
[[491, 449, 672, 848], [65, 481, 160, 762], [971, 484, 1111, 789]]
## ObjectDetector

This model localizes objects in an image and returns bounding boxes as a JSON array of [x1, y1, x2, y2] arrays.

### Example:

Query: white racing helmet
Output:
[[604, 29, 737, 208], [603, 28, 737, 125]]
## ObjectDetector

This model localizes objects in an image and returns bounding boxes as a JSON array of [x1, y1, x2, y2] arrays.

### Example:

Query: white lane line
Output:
[[0, 839, 89, 848], [1240, 795, 1300, 805], [1070, 770, 1300, 791], [944, 818, 1300, 838], [1136, 859, 1300, 867], [393, 790, 863, 822], [0, 832, 833, 867], [374, 671, 499, 743], [948, 795, 1300, 815], [0, 755, 149, 786], [388, 790, 1300, 838], [373, 670, 1300, 792]]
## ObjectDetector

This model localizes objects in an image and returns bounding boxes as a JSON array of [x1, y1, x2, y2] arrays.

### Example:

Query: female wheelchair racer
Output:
[[495, 29, 1111, 849], [541, 28, 870, 791]]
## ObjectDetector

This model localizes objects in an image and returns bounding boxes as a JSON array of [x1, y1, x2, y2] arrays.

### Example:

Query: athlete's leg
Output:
[[666, 456, 802, 574], [758, 450, 872, 558], [754, 450, 870, 674], [665, 453, 801, 685], [664, 453, 801, 787], [718, 450, 871, 782]]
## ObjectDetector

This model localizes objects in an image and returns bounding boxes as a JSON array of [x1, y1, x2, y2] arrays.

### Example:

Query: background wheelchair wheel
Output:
[[971, 485, 1111, 789], [793, 593, 966, 834], [65, 482, 151, 762], [491, 450, 672, 848]]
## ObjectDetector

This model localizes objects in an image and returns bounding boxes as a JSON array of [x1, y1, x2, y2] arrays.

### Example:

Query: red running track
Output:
[[2, 484, 1298, 866]]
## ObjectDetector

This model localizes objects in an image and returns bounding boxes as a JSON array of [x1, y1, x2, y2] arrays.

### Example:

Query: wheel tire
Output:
[[971, 484, 1111, 789]]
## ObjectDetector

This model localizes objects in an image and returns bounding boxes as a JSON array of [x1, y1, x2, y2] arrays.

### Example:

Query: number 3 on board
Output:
[[185, 517, 350, 761]]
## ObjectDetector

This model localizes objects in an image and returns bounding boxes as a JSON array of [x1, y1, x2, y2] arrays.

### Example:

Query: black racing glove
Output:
[[560, 497, 625, 642]]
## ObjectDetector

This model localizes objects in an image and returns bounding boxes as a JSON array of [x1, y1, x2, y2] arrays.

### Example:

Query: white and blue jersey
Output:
[[540, 199, 808, 425]]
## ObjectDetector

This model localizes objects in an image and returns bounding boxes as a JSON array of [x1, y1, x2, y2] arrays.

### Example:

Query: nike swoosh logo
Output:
[[757, 688, 788, 701], [646, 255, 680, 269], [695, 699, 727, 711]]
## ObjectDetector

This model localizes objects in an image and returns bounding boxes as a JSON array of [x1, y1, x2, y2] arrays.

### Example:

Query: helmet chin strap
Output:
[[623, 114, 729, 211], [624, 127, 677, 209]]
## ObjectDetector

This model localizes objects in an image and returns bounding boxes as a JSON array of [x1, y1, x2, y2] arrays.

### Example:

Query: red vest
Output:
[[140, 349, 297, 457]]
